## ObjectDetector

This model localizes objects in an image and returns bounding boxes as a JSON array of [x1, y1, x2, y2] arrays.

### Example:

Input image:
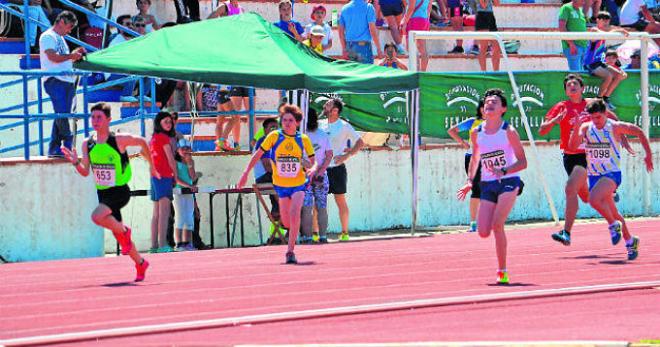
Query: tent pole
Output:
[[249, 87, 256, 151], [410, 88, 419, 235], [301, 89, 309, 134], [640, 37, 650, 214]]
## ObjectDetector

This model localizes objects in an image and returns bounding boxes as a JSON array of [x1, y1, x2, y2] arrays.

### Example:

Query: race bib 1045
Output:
[[586, 142, 612, 163], [481, 150, 507, 172], [92, 164, 116, 186]]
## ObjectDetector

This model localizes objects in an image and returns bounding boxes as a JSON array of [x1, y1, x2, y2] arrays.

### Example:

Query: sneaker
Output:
[[469, 45, 479, 55], [609, 221, 622, 245], [300, 236, 313, 245], [339, 232, 350, 242], [497, 270, 509, 285], [156, 246, 173, 253], [215, 139, 234, 152], [184, 243, 197, 251], [469, 221, 477, 232], [319, 237, 328, 244], [135, 259, 149, 282], [551, 229, 571, 246], [285, 251, 297, 264], [448, 46, 464, 54], [626, 236, 639, 261], [312, 232, 320, 243], [148, 247, 158, 254], [119, 226, 133, 255], [396, 44, 407, 55]]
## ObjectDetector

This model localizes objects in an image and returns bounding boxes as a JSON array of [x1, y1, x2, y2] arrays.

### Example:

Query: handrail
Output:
[[0, 2, 97, 53], [57, 0, 141, 38]]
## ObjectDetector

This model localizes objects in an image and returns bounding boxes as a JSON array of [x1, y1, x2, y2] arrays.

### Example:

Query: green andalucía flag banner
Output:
[[312, 71, 660, 139], [419, 71, 660, 140]]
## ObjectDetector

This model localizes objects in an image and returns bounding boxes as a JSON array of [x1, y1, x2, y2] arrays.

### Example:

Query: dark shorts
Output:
[[229, 86, 253, 98], [379, 0, 404, 17], [448, 5, 463, 18], [475, 11, 498, 31], [479, 177, 523, 203], [97, 184, 131, 222], [274, 184, 306, 199], [586, 61, 608, 74], [447, 0, 461, 7], [218, 90, 231, 105], [622, 19, 649, 32], [151, 177, 174, 201], [562, 152, 588, 176], [588, 172, 622, 191], [464, 154, 482, 199], [327, 164, 348, 195]]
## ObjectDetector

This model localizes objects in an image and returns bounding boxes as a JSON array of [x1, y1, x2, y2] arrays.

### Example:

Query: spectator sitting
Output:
[[620, 0, 660, 46], [254, 118, 281, 226], [227, 0, 244, 16], [207, 1, 228, 19], [303, 25, 326, 54], [106, 14, 138, 102], [304, 5, 333, 51], [585, 11, 629, 109], [39, 11, 86, 157], [173, 0, 200, 23], [377, 42, 408, 69], [24, 0, 51, 53], [625, 49, 660, 69], [173, 138, 198, 251], [338, 0, 383, 64], [559, 0, 588, 71], [274, 0, 304, 41], [135, 0, 160, 32]]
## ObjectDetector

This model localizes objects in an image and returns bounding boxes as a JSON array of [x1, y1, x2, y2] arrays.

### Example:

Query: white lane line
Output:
[[1, 280, 659, 347]]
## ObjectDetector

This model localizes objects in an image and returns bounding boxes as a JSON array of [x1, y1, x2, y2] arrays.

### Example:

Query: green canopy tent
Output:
[[75, 12, 424, 234]]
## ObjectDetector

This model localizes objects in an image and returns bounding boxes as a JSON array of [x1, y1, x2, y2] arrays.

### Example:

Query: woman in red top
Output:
[[150, 112, 177, 253]]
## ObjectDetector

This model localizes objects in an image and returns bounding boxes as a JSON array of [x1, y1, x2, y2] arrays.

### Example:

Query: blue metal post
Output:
[[23, 0, 31, 70], [139, 77, 145, 137], [82, 76, 89, 137], [150, 78, 157, 115], [22, 75, 30, 160], [37, 77, 44, 156], [248, 87, 255, 151]]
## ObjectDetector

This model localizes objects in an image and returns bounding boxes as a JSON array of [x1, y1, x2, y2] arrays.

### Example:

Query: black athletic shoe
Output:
[[448, 46, 464, 54], [285, 252, 297, 264], [551, 229, 571, 246]]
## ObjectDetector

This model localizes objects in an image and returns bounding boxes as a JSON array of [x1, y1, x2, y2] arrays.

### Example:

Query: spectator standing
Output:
[[377, 42, 409, 69], [373, 0, 407, 54], [441, 0, 465, 53], [303, 25, 326, 54], [620, 0, 660, 46], [318, 98, 365, 241], [135, 0, 160, 32], [173, 138, 197, 251], [25, 0, 51, 53], [39, 11, 86, 157], [304, 5, 333, 51], [585, 12, 629, 109], [474, 0, 501, 71], [559, 0, 588, 71], [339, 0, 383, 64], [401, 0, 432, 71], [301, 109, 334, 244], [274, 0, 304, 41], [583, 0, 602, 23], [173, 0, 200, 23], [149, 112, 178, 253]]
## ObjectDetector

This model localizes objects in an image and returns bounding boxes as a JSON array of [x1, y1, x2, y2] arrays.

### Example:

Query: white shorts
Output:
[[174, 194, 195, 230]]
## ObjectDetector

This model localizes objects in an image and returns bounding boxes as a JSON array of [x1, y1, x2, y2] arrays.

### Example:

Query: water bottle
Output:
[[331, 9, 338, 28]]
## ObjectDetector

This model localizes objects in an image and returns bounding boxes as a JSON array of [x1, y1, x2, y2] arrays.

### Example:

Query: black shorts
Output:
[[480, 177, 524, 203], [622, 19, 649, 32], [327, 164, 348, 195], [218, 90, 231, 105], [475, 11, 498, 31], [448, 5, 463, 18], [586, 61, 608, 74], [97, 185, 131, 222], [229, 86, 254, 98], [464, 154, 482, 199], [379, 0, 404, 17], [562, 152, 588, 176]]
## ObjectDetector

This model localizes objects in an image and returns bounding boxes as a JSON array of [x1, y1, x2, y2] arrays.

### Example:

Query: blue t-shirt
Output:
[[254, 136, 274, 179], [274, 20, 304, 39], [412, 0, 430, 18], [339, 0, 377, 42]]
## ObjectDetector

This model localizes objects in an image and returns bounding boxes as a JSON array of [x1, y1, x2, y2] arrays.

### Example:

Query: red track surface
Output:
[[1, 220, 660, 345]]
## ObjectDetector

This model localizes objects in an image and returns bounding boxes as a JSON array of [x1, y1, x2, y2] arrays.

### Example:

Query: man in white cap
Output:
[[304, 25, 326, 54]]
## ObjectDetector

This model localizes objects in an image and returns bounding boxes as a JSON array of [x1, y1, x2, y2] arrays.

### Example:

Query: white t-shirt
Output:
[[304, 22, 333, 47], [620, 0, 645, 25], [39, 28, 75, 83], [109, 34, 128, 47], [304, 129, 332, 170], [318, 118, 361, 167]]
